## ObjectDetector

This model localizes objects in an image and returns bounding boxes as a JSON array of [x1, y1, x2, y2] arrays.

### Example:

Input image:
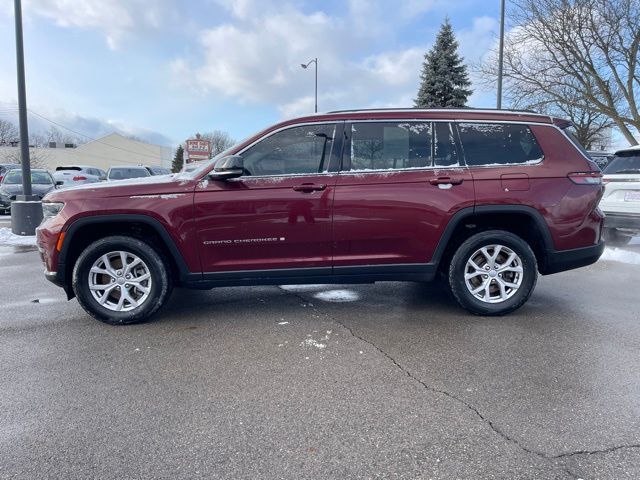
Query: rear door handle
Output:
[[429, 177, 464, 186], [292, 183, 327, 192]]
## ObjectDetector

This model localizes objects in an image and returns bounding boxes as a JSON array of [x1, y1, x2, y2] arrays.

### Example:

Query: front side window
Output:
[[241, 124, 336, 176], [458, 123, 543, 166]]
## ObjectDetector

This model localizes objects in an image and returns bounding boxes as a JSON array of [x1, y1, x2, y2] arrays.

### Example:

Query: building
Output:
[[0, 133, 172, 171]]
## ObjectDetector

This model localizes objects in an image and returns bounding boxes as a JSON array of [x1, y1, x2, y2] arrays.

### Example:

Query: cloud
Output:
[[5, 0, 176, 49], [172, 3, 500, 117], [0, 101, 173, 145]]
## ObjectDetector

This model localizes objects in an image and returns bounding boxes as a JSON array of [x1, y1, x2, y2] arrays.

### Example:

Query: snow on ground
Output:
[[313, 289, 360, 303], [279, 284, 332, 292], [601, 247, 640, 266], [0, 227, 36, 246]]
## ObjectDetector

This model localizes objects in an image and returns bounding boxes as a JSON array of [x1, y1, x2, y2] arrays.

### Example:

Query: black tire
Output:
[[448, 230, 538, 316], [72, 235, 172, 325], [603, 227, 631, 247]]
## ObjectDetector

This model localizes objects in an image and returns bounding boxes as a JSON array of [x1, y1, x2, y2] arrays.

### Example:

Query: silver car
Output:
[[52, 165, 106, 187]]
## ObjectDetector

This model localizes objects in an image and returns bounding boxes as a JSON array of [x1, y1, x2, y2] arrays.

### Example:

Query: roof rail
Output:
[[325, 107, 540, 115]]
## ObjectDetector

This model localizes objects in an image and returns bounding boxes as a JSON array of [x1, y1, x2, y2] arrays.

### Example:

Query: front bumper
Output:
[[603, 213, 640, 231], [541, 240, 605, 275]]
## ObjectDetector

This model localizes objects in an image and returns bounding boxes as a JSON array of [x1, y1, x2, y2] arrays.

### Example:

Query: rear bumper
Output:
[[541, 241, 605, 275], [603, 213, 640, 231]]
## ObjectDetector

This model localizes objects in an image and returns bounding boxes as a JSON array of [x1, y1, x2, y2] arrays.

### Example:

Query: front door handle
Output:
[[292, 183, 327, 192], [429, 177, 464, 186]]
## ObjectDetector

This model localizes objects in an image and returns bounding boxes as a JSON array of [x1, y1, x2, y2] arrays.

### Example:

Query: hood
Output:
[[44, 173, 197, 202], [0, 183, 54, 196]]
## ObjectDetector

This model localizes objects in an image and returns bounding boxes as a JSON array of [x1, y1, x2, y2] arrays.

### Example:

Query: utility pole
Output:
[[497, 0, 505, 109], [12, 0, 42, 235], [300, 58, 318, 113]]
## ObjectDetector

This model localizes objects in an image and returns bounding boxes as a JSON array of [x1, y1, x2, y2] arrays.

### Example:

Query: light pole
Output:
[[497, 0, 506, 109], [300, 58, 318, 113], [11, 0, 42, 235]]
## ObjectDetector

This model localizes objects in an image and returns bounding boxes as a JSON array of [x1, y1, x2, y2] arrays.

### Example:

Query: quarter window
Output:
[[241, 124, 336, 176], [458, 123, 543, 166]]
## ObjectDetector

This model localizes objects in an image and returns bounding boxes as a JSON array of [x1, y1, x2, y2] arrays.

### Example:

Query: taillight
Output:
[[72, 176, 87, 181], [568, 172, 602, 185]]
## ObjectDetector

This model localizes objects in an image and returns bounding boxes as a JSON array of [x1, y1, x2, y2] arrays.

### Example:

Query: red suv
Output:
[[36, 109, 605, 324]]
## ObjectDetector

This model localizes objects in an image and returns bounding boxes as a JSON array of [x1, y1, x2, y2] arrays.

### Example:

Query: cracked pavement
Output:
[[1, 243, 639, 479]]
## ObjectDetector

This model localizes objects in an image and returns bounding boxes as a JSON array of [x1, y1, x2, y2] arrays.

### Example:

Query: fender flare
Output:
[[431, 205, 555, 266], [58, 214, 192, 283]]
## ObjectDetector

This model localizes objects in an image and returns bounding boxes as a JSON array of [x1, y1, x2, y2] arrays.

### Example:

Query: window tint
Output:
[[108, 167, 150, 180], [458, 123, 543, 166], [241, 124, 336, 176], [349, 122, 432, 171], [602, 154, 640, 174]]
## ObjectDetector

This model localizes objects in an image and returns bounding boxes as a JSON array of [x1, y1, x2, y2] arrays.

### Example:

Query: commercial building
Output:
[[0, 133, 172, 171]]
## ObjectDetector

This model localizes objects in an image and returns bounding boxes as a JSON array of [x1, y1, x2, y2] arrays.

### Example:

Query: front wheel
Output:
[[72, 236, 172, 325], [448, 230, 538, 316]]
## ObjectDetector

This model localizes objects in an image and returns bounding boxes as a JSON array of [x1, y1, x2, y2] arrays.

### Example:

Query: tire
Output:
[[72, 235, 172, 325], [448, 230, 538, 316], [603, 227, 631, 247]]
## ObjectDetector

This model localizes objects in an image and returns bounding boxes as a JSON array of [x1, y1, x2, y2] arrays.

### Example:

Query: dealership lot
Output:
[[1, 235, 639, 479]]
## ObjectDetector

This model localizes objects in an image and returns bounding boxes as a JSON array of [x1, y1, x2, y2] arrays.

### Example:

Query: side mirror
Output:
[[209, 155, 244, 180], [55, 181, 64, 187]]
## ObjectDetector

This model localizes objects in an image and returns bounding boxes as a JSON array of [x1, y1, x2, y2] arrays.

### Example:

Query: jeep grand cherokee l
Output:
[[36, 109, 605, 325]]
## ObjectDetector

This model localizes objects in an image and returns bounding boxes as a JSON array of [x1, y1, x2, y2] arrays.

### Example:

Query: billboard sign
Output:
[[185, 135, 211, 162]]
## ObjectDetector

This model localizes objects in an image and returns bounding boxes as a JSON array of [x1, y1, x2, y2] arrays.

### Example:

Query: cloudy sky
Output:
[[0, 0, 503, 146]]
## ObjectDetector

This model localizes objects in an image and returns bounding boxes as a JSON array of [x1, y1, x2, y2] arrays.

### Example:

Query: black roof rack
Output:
[[325, 107, 539, 115]]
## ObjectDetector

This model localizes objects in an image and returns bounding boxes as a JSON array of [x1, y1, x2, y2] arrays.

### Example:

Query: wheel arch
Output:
[[58, 214, 191, 293], [433, 205, 555, 275]]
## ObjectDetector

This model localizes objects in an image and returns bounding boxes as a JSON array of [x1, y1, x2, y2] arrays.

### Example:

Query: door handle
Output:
[[292, 183, 327, 192], [429, 177, 464, 186]]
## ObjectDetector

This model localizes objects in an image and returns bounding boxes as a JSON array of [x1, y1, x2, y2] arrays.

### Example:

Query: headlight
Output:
[[42, 202, 64, 219]]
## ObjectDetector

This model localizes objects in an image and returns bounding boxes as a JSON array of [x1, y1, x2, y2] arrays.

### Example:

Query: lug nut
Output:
[[116, 270, 122, 276], [125, 274, 131, 279], [125, 283, 130, 288], [483, 275, 488, 279]]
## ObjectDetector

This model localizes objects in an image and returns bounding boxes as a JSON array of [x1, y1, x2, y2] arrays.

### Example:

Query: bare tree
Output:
[[477, 0, 640, 145], [198, 130, 235, 156], [3, 148, 51, 168], [0, 119, 19, 145], [45, 126, 80, 146]]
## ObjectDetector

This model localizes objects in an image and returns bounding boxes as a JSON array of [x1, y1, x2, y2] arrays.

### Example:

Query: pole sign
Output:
[[185, 134, 211, 162]]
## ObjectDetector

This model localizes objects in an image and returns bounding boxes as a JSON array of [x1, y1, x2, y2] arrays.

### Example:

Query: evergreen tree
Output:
[[171, 145, 184, 173], [415, 19, 472, 108]]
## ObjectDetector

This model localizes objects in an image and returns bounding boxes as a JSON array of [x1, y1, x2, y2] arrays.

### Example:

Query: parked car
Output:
[[146, 166, 172, 176], [0, 169, 56, 213], [53, 165, 106, 187], [588, 150, 614, 170], [106, 166, 152, 181], [37, 108, 604, 325], [0, 163, 20, 183], [600, 145, 640, 246]]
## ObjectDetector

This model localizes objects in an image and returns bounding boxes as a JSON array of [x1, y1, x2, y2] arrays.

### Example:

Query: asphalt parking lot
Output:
[[1, 222, 639, 479]]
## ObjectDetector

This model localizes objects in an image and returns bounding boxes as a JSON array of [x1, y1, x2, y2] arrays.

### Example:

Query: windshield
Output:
[[108, 167, 151, 180], [2, 170, 52, 185], [603, 154, 640, 175]]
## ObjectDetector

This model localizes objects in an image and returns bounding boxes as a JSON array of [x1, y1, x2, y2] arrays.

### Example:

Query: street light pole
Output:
[[12, 0, 42, 235], [497, 0, 506, 109], [300, 58, 318, 113]]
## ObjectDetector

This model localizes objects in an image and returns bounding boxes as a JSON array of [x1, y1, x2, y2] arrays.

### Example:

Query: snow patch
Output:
[[279, 284, 332, 292], [313, 289, 360, 303], [0, 228, 36, 246], [129, 194, 185, 199], [600, 247, 640, 265], [277, 321, 289, 325], [300, 338, 326, 349]]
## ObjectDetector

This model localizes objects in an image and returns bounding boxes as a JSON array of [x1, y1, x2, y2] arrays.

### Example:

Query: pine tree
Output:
[[415, 19, 472, 108], [171, 145, 184, 173]]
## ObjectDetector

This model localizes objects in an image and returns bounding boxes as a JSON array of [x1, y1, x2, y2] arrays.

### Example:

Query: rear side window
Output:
[[603, 153, 640, 175], [458, 123, 543, 166], [345, 121, 459, 171]]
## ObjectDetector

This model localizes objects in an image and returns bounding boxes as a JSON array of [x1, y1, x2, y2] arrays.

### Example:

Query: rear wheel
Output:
[[72, 236, 172, 325], [448, 230, 538, 316]]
